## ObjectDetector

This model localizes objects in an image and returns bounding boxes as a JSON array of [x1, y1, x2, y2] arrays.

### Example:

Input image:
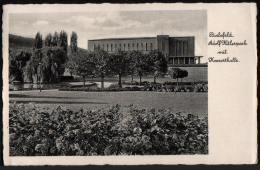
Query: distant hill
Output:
[[9, 34, 89, 55], [9, 34, 34, 49]]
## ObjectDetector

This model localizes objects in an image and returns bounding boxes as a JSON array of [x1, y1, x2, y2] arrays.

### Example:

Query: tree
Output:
[[109, 50, 129, 88], [45, 33, 53, 47], [31, 49, 44, 83], [92, 49, 111, 89], [169, 67, 188, 89], [179, 69, 188, 82], [9, 50, 31, 82], [71, 53, 96, 87], [52, 32, 59, 46], [59, 30, 68, 52], [70, 31, 78, 54], [41, 49, 59, 83], [148, 50, 168, 83], [34, 32, 43, 49], [135, 53, 150, 85], [126, 51, 140, 84]]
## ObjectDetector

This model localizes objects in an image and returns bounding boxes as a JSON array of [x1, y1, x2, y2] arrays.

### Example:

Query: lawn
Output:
[[9, 90, 207, 117]]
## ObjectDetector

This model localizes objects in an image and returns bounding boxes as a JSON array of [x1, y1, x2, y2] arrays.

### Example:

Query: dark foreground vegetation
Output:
[[10, 103, 208, 156]]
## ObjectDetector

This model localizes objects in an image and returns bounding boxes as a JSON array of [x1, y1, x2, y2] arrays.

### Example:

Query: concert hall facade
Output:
[[88, 35, 203, 65]]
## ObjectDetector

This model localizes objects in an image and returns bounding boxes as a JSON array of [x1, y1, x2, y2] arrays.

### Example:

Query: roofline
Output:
[[88, 37, 156, 41], [88, 36, 195, 41]]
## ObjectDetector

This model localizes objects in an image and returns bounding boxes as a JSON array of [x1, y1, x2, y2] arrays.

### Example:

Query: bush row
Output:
[[9, 103, 208, 156], [58, 83, 208, 92]]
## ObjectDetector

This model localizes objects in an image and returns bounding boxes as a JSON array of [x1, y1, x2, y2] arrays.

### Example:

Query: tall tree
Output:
[[109, 50, 129, 88], [135, 53, 150, 85], [148, 50, 168, 83], [59, 30, 68, 52], [70, 31, 78, 54], [126, 51, 141, 84], [30, 49, 44, 83], [34, 32, 43, 49], [9, 50, 31, 82], [45, 33, 53, 47], [70, 52, 96, 87], [92, 49, 111, 89], [52, 31, 59, 46]]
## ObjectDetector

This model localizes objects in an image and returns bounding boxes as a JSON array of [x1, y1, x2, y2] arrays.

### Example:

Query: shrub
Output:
[[9, 103, 208, 156]]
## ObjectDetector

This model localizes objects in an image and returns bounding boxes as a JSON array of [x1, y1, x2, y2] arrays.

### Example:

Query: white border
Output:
[[2, 3, 257, 165]]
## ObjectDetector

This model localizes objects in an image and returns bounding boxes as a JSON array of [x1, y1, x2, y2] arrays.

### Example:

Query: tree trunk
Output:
[[177, 78, 179, 90], [131, 74, 134, 84], [118, 74, 122, 88], [101, 75, 104, 90], [139, 75, 142, 86], [83, 76, 86, 87], [154, 76, 156, 84]]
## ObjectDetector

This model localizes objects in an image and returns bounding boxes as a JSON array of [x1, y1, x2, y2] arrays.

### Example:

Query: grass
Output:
[[9, 90, 207, 117]]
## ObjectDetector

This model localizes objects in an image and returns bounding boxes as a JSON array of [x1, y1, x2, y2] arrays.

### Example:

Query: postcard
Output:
[[2, 3, 257, 165]]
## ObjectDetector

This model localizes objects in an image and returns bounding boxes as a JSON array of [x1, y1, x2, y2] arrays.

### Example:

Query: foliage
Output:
[[169, 68, 189, 87], [44, 33, 53, 47], [134, 52, 151, 85], [70, 52, 96, 87], [10, 31, 69, 83], [34, 32, 43, 49], [92, 49, 111, 89], [52, 32, 59, 46], [70, 31, 78, 54], [9, 50, 31, 82], [109, 50, 130, 88], [148, 50, 168, 83], [9, 103, 208, 156], [59, 31, 68, 52]]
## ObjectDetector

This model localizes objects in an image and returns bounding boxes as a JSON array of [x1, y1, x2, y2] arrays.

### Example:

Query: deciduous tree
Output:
[[148, 50, 168, 83], [109, 50, 129, 88], [92, 49, 111, 89]]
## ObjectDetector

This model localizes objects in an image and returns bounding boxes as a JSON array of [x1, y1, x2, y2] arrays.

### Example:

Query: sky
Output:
[[9, 10, 207, 57]]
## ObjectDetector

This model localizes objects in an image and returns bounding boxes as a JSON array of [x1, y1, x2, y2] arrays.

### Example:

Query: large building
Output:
[[88, 35, 203, 65]]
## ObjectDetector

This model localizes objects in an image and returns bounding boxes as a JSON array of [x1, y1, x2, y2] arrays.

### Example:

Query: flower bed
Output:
[[9, 103, 208, 156]]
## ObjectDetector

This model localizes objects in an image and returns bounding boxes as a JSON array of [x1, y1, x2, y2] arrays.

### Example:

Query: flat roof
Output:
[[88, 36, 194, 41], [88, 37, 156, 41]]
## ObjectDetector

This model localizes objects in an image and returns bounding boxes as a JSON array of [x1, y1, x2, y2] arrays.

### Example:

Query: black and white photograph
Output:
[[2, 2, 258, 166], [7, 8, 209, 156]]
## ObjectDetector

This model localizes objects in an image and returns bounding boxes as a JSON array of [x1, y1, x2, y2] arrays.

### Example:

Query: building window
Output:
[[94, 44, 96, 50], [185, 57, 189, 64], [179, 58, 184, 64], [190, 57, 195, 64], [128, 43, 130, 50], [182, 41, 185, 56], [169, 58, 173, 64], [162, 42, 165, 51], [150, 43, 153, 50], [107, 44, 109, 51], [102, 44, 104, 50], [145, 43, 147, 51], [176, 42, 179, 56], [115, 44, 117, 50], [141, 43, 143, 51], [124, 44, 126, 51], [111, 44, 113, 52], [174, 58, 178, 64], [137, 43, 139, 50]]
